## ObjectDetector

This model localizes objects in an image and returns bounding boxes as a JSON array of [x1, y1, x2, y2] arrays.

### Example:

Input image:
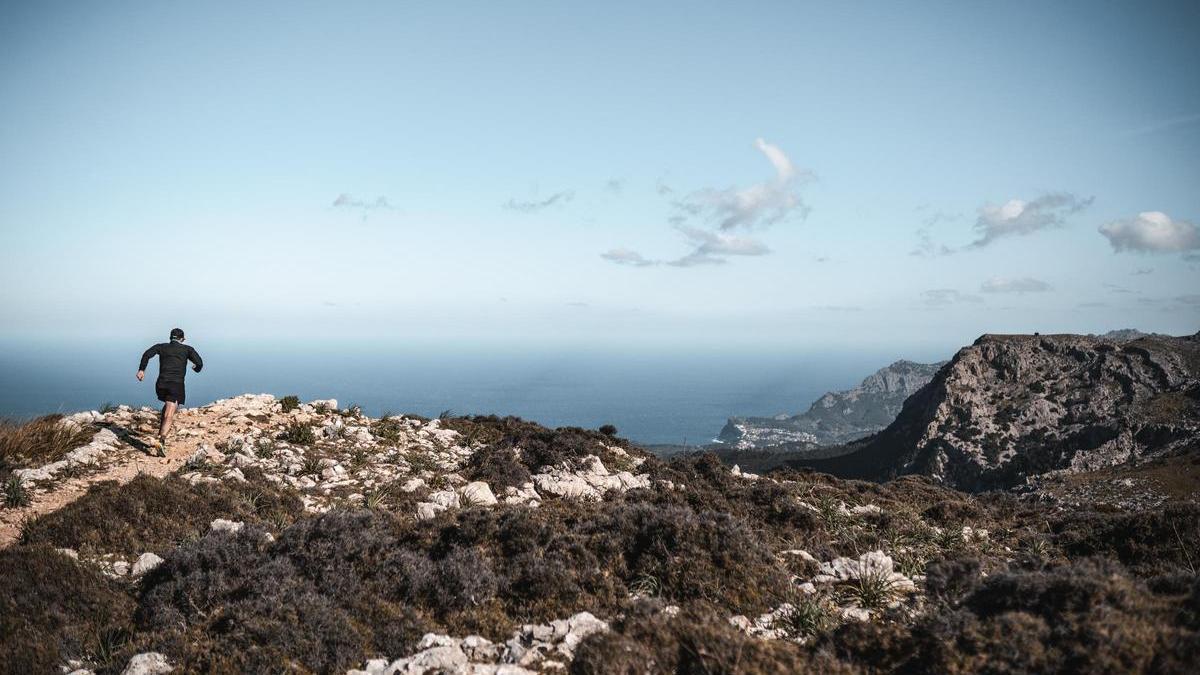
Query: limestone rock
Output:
[[131, 552, 164, 576], [122, 652, 173, 675], [460, 481, 498, 506]]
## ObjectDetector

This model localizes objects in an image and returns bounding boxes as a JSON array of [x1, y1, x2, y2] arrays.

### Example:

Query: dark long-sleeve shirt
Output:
[[139, 340, 203, 383]]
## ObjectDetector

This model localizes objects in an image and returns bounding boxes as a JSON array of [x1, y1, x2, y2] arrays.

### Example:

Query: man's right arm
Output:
[[138, 344, 158, 372]]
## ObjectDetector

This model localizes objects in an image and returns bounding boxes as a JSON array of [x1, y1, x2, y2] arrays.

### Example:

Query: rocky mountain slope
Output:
[[718, 360, 945, 450], [2, 390, 1198, 673], [793, 331, 1200, 491]]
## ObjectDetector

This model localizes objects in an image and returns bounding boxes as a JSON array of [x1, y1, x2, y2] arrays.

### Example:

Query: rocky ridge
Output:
[[718, 359, 945, 450], [795, 331, 1200, 490]]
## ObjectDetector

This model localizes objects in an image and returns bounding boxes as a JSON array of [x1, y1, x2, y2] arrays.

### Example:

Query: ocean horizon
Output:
[[0, 339, 942, 445]]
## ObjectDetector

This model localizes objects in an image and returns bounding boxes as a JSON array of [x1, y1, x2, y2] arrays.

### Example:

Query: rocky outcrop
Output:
[[795, 331, 1200, 491], [348, 612, 608, 674], [718, 360, 945, 450]]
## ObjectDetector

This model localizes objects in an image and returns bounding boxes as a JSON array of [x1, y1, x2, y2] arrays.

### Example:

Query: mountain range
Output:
[[790, 330, 1200, 491]]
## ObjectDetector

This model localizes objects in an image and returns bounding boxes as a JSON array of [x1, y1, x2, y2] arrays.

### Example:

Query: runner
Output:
[[137, 328, 203, 456]]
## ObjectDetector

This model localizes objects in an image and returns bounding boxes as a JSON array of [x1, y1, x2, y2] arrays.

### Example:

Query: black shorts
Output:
[[156, 380, 186, 405]]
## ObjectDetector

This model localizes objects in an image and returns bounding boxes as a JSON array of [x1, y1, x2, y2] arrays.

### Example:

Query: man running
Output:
[[137, 328, 203, 456]]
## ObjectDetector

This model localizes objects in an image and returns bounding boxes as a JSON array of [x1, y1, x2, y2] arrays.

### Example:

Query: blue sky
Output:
[[1, 0, 1198, 352]]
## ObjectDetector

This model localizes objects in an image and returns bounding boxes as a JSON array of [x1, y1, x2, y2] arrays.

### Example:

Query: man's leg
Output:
[[159, 401, 178, 454]]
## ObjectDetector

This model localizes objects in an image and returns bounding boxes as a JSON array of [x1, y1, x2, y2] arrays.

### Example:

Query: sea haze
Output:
[[0, 339, 921, 445]]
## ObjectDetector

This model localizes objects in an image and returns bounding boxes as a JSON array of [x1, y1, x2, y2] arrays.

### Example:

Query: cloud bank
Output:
[[1098, 211, 1200, 253]]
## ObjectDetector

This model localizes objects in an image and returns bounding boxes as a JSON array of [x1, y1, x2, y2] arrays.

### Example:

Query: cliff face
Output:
[[796, 332, 1200, 491], [718, 360, 945, 449]]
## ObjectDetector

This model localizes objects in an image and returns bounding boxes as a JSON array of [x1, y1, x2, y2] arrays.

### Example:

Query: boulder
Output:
[[210, 518, 245, 534], [460, 481, 498, 506], [131, 552, 164, 576], [122, 652, 173, 675]]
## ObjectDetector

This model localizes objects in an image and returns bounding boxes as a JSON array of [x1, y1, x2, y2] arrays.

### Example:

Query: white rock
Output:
[[418, 633, 460, 649], [557, 612, 607, 656], [112, 561, 130, 576], [132, 552, 164, 576], [428, 490, 461, 510], [460, 481, 498, 506], [461, 634, 498, 661], [400, 478, 427, 492], [382, 645, 467, 674], [210, 519, 245, 534], [415, 502, 444, 520], [840, 606, 871, 622], [122, 652, 173, 675]]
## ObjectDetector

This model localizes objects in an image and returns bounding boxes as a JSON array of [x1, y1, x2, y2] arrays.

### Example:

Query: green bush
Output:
[[280, 421, 315, 445]]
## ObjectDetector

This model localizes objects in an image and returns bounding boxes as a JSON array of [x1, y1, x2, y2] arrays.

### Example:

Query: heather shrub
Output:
[[0, 546, 135, 674], [1050, 502, 1200, 575], [19, 472, 302, 554]]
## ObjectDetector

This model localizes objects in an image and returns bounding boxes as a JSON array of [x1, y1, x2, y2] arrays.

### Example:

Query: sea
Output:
[[0, 340, 933, 446]]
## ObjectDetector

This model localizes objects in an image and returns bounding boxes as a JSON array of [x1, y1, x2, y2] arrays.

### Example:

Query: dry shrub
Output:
[[821, 558, 1199, 674], [125, 489, 794, 672], [19, 471, 302, 555], [450, 415, 640, 488], [1051, 502, 1200, 576], [571, 601, 847, 675], [0, 546, 135, 674], [0, 415, 96, 470]]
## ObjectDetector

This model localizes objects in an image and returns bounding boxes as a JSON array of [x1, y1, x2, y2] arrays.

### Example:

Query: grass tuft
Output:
[[5, 473, 30, 508], [0, 416, 96, 470]]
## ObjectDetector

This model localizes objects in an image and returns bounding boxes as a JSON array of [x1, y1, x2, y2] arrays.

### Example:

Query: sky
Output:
[[1, 0, 1198, 354]]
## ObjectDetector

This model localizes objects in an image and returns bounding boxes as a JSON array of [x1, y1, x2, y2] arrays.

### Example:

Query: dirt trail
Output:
[[0, 406, 240, 548]]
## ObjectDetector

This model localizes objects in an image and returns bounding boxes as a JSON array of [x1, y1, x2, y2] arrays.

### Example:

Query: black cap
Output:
[[170, 328, 185, 340]]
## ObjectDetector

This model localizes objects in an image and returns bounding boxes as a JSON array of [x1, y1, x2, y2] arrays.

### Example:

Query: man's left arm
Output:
[[188, 346, 204, 373]]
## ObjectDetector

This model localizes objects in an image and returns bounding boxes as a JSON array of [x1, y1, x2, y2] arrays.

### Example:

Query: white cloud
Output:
[[980, 277, 1052, 293], [601, 228, 770, 269], [603, 139, 807, 269], [674, 226, 770, 257], [673, 138, 814, 231], [968, 193, 1092, 248], [600, 248, 655, 267], [331, 194, 395, 221], [332, 193, 394, 209], [1098, 211, 1200, 253], [910, 210, 962, 256], [503, 191, 574, 213]]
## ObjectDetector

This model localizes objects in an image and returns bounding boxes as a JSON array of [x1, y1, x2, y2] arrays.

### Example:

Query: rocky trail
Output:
[[1, 405, 251, 547]]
